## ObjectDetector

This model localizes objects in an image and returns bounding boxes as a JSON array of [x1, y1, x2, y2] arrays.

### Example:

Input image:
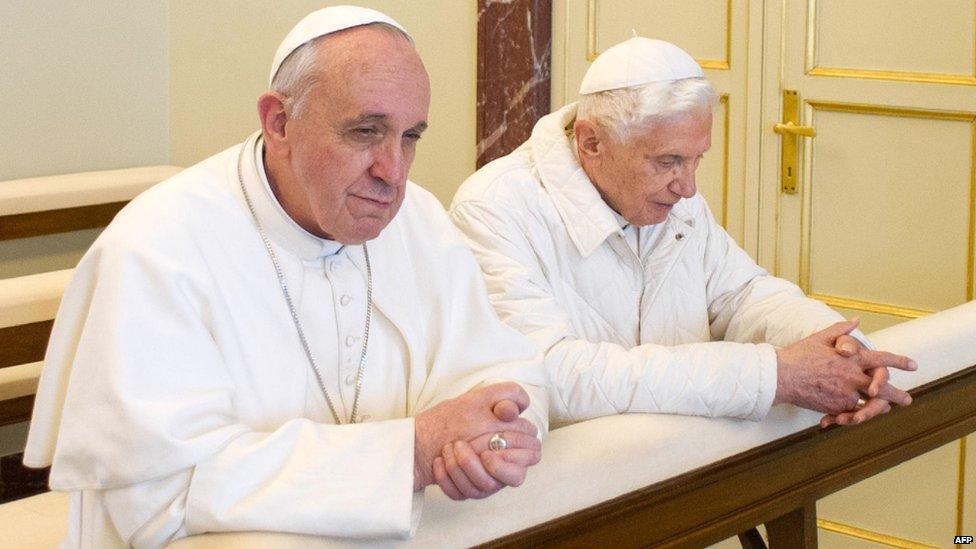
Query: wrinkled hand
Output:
[[414, 382, 538, 491], [819, 329, 916, 427], [431, 429, 542, 500], [774, 319, 916, 426]]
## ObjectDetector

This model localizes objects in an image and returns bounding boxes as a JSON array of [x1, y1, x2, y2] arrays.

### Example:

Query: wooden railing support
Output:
[[737, 526, 768, 549], [766, 501, 817, 548]]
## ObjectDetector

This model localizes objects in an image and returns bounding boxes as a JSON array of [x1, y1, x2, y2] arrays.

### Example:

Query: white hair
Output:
[[576, 78, 716, 141], [270, 22, 411, 118]]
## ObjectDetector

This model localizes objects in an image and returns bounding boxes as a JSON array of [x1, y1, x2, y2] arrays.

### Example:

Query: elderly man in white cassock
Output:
[[451, 37, 917, 428], [24, 6, 548, 547]]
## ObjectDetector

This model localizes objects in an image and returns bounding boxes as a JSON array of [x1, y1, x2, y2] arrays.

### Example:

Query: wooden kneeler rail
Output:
[[0, 166, 180, 426], [482, 364, 976, 548], [0, 201, 129, 241], [0, 320, 51, 426]]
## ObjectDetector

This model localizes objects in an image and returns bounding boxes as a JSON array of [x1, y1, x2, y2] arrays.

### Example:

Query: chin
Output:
[[625, 210, 661, 226], [347, 221, 390, 244]]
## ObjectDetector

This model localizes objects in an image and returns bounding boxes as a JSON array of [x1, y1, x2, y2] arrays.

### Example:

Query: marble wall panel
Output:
[[477, 0, 552, 167]]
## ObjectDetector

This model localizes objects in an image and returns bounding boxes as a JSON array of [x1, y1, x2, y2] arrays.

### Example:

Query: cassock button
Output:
[[329, 260, 341, 273], [345, 335, 357, 347], [345, 373, 356, 386], [340, 294, 352, 306]]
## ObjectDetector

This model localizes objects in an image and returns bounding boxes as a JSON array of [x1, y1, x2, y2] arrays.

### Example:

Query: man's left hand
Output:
[[820, 333, 916, 427]]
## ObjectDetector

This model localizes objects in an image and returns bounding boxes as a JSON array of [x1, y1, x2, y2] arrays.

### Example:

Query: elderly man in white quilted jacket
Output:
[[450, 36, 917, 429]]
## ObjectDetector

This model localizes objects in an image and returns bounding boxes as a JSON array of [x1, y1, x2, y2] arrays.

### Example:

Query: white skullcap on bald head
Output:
[[269, 5, 411, 85], [579, 36, 703, 95]]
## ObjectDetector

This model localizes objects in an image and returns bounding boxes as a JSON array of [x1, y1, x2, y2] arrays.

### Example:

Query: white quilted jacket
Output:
[[451, 103, 857, 425]]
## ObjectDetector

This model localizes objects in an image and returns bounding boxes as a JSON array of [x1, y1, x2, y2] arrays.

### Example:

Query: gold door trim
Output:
[[718, 94, 730, 228], [959, 437, 968, 537], [585, 0, 732, 69], [809, 294, 932, 319], [805, 0, 976, 86], [807, 67, 976, 87], [798, 101, 976, 315], [817, 518, 937, 548]]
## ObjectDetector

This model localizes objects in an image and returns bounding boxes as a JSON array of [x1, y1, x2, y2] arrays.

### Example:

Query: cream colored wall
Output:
[[0, 1, 169, 278], [168, 0, 477, 206], [0, 1, 170, 181]]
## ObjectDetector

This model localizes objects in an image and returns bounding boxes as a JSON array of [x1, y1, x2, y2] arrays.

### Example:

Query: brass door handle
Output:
[[777, 90, 816, 194], [774, 121, 817, 138]]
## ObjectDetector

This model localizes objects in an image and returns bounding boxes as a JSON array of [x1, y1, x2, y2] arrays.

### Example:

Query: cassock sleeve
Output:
[[404, 191, 549, 437], [450, 198, 862, 425], [25, 231, 417, 543]]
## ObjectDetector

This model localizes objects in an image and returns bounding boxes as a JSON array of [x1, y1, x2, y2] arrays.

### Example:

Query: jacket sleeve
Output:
[[697, 199, 873, 350], [28, 238, 418, 545], [451, 200, 778, 424]]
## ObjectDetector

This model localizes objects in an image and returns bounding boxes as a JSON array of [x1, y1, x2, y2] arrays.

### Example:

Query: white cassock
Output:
[[451, 103, 869, 426], [23, 133, 549, 548]]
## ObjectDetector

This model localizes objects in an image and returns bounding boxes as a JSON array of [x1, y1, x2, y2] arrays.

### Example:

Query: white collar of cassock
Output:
[[242, 132, 345, 260]]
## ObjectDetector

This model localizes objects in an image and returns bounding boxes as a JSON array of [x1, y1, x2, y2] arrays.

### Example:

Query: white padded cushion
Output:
[[0, 166, 180, 216], [0, 269, 73, 328], [0, 362, 42, 401], [0, 491, 69, 548]]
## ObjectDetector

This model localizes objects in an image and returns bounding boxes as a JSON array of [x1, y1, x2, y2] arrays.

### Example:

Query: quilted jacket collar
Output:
[[528, 103, 695, 258]]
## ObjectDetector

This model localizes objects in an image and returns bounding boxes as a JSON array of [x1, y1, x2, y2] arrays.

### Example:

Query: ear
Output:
[[258, 92, 290, 158], [573, 119, 604, 165]]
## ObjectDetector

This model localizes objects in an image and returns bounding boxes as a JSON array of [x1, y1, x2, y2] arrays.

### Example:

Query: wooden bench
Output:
[[0, 269, 73, 426], [0, 166, 180, 425], [0, 167, 179, 545], [0, 166, 180, 241]]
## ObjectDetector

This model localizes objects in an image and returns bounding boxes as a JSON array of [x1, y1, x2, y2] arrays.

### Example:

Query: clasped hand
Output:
[[414, 382, 542, 500], [774, 318, 917, 428]]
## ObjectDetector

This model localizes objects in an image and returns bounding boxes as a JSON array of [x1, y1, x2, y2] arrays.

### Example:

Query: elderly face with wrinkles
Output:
[[576, 109, 711, 227], [262, 25, 431, 243]]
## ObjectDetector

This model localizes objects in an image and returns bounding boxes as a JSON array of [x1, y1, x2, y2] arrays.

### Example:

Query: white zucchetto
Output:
[[579, 36, 703, 95], [269, 5, 411, 85]]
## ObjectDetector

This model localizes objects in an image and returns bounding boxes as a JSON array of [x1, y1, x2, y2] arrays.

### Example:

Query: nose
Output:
[[368, 139, 407, 186], [670, 163, 697, 198]]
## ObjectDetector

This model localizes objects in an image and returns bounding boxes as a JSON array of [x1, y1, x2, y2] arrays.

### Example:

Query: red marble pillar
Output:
[[476, 0, 552, 168]]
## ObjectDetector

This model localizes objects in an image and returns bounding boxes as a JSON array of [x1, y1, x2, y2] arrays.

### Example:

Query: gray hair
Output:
[[270, 22, 412, 118], [576, 78, 716, 141]]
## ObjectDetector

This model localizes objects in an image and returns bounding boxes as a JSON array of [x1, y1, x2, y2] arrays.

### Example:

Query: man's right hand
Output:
[[413, 382, 539, 492], [774, 319, 916, 420]]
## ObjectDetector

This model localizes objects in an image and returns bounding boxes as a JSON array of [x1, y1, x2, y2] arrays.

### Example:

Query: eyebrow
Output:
[[347, 113, 428, 133], [348, 113, 388, 126]]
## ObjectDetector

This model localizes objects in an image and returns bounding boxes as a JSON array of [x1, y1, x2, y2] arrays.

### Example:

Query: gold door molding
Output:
[[797, 101, 976, 318], [804, 0, 976, 86], [718, 94, 731, 228], [959, 437, 968, 537], [585, 0, 732, 69], [817, 518, 939, 548]]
